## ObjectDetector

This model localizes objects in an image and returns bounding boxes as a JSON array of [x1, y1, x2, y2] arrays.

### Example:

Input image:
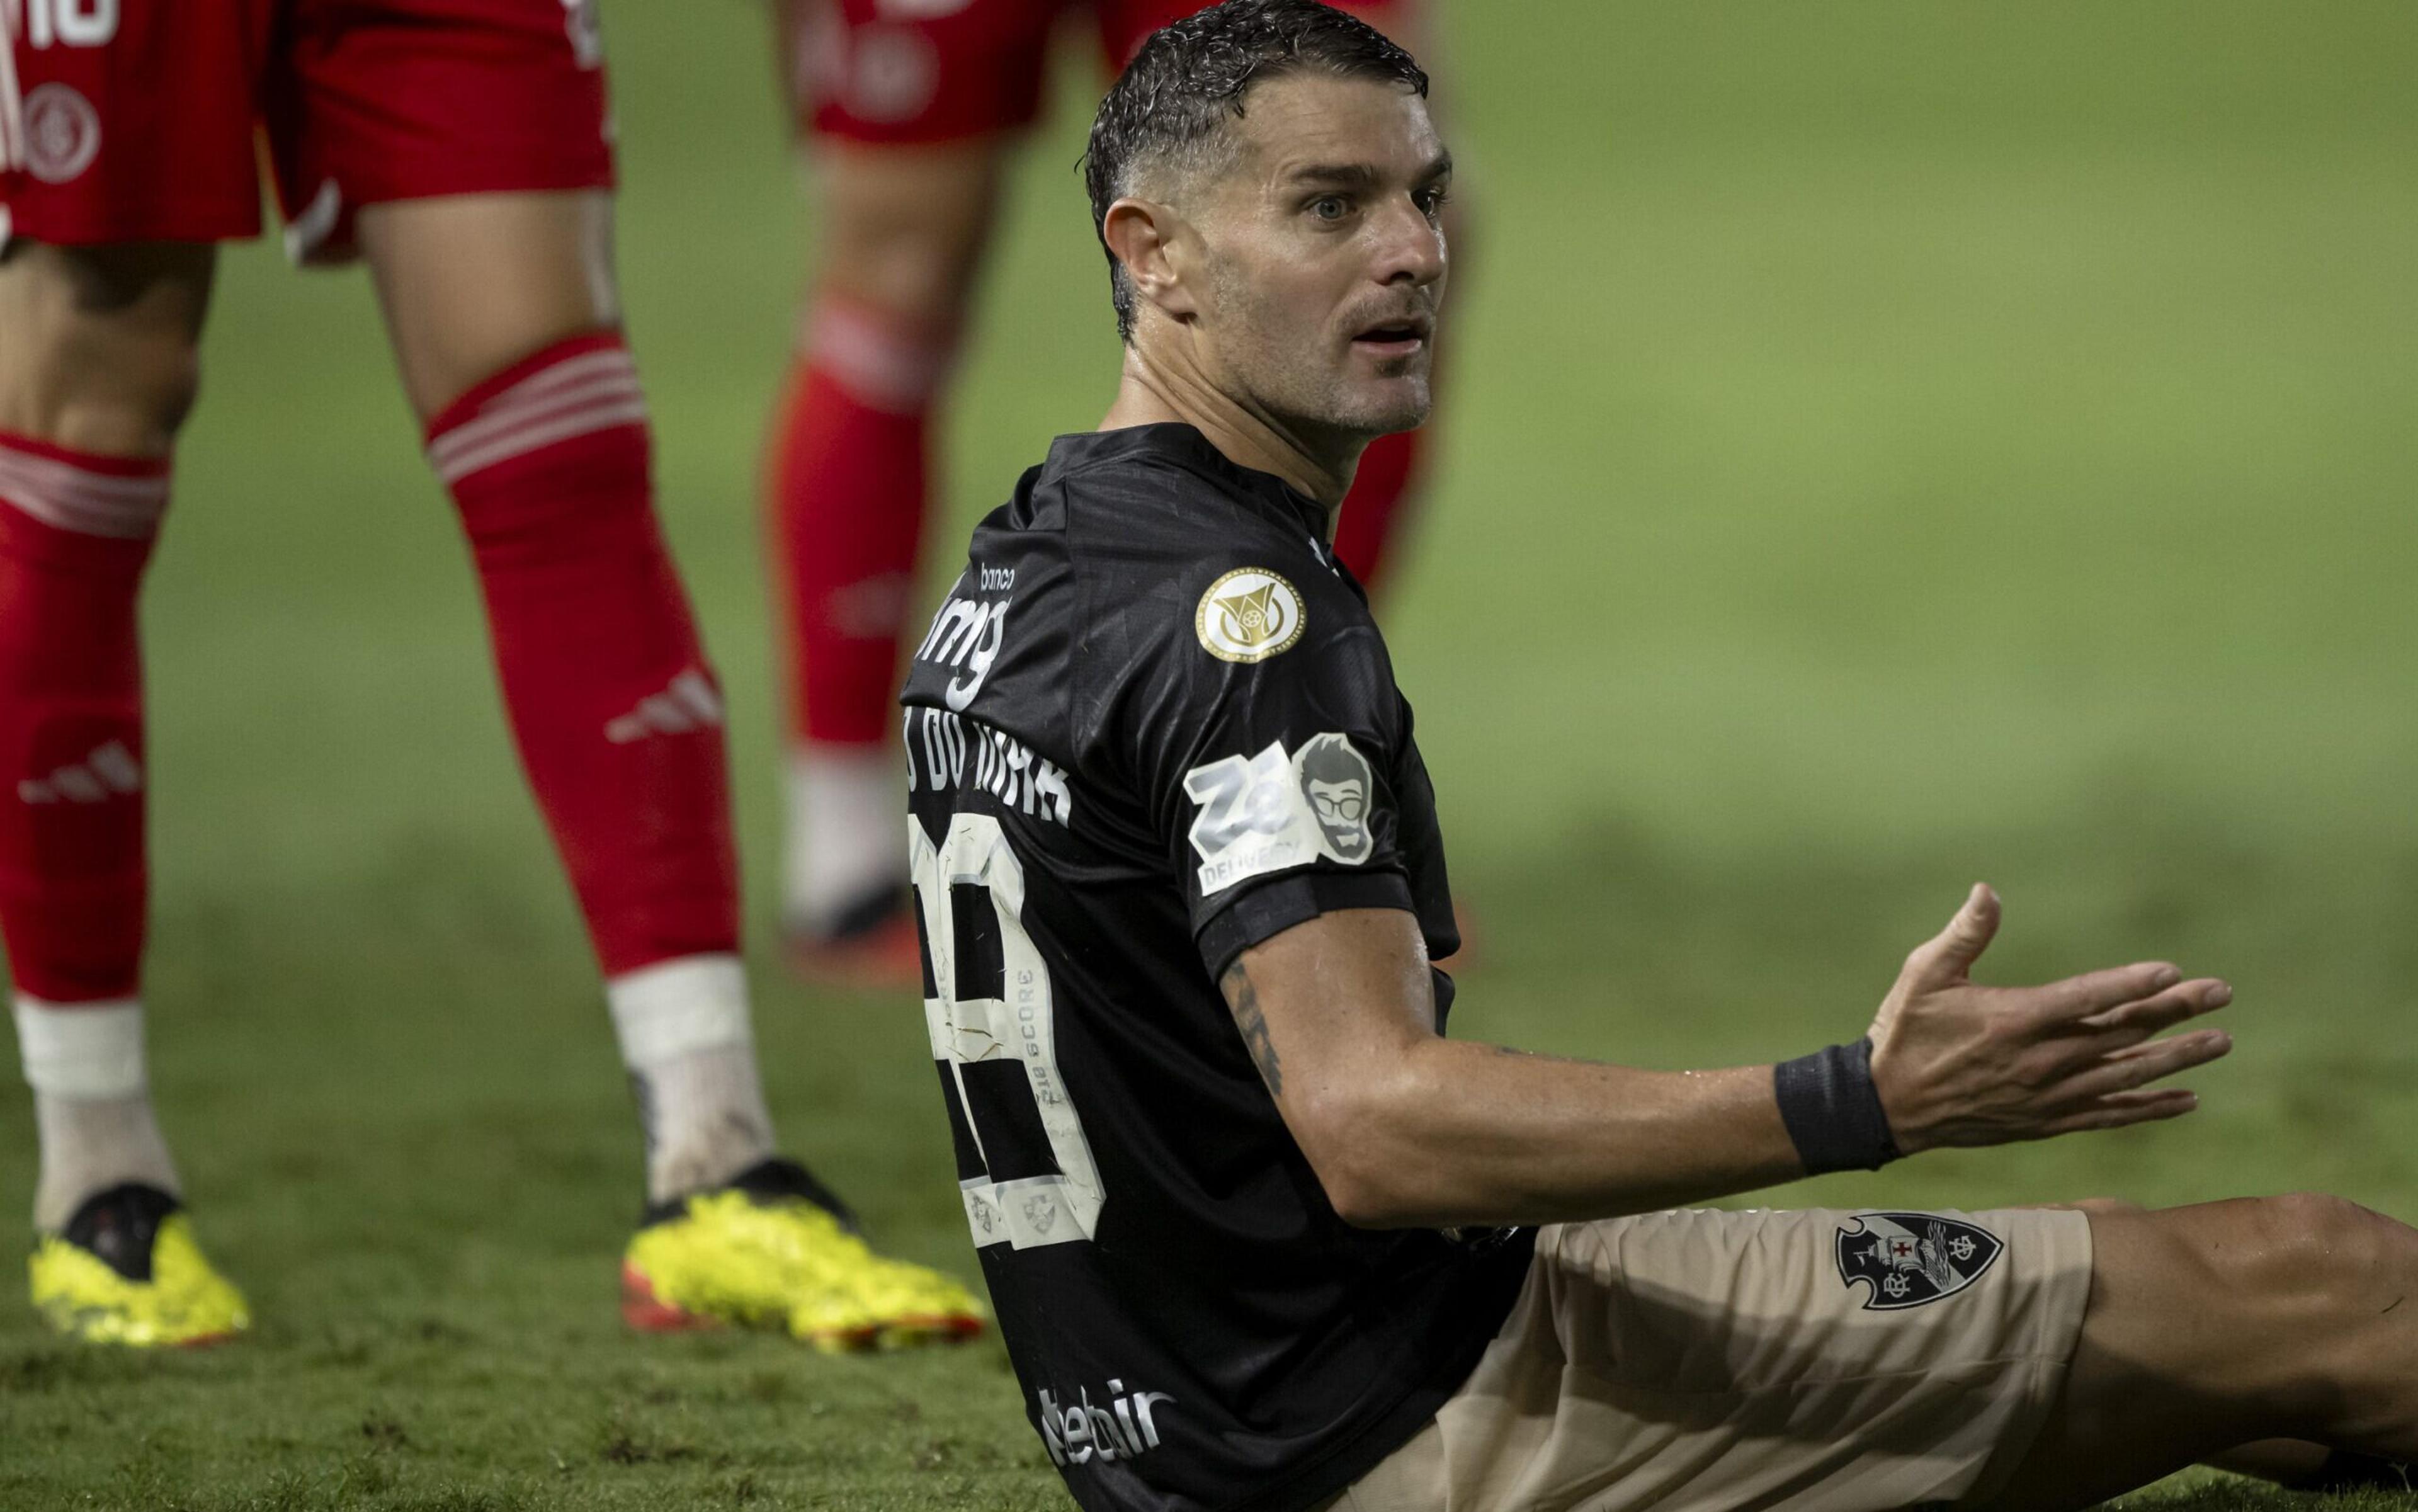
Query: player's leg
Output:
[[0, 245, 250, 1345], [1974, 1195, 2418, 1509], [0, 239, 196, 1290], [0, 0, 261, 1344], [769, 142, 1003, 976], [263, 0, 959, 1343], [764, 0, 1043, 982], [349, 185, 979, 1348], [2014, 1199, 2386, 1493], [356, 187, 777, 1200], [1347, 1207, 2105, 1509]]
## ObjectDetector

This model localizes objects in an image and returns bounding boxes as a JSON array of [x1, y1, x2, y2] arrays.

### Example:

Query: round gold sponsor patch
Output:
[[1195, 567, 1306, 663]]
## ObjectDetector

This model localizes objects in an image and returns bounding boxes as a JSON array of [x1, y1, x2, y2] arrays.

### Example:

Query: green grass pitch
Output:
[[3, 1, 2415, 1506]]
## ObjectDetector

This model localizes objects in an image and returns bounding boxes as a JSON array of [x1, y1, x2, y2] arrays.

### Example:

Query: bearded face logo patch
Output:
[[1294, 732, 1373, 865], [1835, 1213, 2003, 1310]]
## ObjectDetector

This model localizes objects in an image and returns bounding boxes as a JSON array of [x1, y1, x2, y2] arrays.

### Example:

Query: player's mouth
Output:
[[1349, 314, 1432, 360]]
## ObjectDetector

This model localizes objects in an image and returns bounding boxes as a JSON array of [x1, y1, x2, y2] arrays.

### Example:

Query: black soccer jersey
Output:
[[900, 424, 1535, 1512]]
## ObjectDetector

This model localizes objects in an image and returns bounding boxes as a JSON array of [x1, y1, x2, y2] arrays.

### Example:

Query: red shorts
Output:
[[788, 0, 1419, 146], [0, 0, 615, 262]]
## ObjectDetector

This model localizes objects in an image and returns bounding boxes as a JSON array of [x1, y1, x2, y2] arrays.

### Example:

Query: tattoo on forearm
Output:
[[1220, 961, 1283, 1097]]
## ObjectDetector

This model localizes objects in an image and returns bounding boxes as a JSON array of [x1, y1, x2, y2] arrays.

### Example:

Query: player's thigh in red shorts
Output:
[[785, 0, 1428, 149], [1, 0, 613, 260], [783, 0, 1072, 147], [1093, 0, 1426, 72]]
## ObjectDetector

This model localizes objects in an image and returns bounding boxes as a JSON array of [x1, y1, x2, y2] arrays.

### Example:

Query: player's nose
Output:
[[1370, 194, 1446, 289]]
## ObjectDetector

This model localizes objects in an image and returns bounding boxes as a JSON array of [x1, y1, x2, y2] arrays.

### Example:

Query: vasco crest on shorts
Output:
[[1835, 1213, 2003, 1310]]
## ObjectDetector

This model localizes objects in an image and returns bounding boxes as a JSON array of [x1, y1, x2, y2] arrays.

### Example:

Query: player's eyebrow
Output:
[[1284, 152, 1455, 190], [1285, 162, 1384, 190]]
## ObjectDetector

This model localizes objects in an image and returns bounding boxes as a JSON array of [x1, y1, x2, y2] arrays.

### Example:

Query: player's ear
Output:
[[1103, 198, 1200, 325]]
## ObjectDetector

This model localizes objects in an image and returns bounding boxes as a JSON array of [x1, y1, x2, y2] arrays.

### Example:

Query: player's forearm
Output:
[[1298, 1040, 1804, 1229]]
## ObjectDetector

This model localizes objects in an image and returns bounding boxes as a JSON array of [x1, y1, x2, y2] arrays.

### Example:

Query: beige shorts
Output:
[[1334, 1207, 2093, 1512]]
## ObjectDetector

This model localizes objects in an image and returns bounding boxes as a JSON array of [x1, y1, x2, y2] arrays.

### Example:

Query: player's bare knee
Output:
[[2225, 1194, 2407, 1362], [357, 192, 622, 421], [2246, 1192, 2397, 1280], [0, 242, 212, 453], [2231, 1193, 2418, 1430], [819, 207, 987, 325]]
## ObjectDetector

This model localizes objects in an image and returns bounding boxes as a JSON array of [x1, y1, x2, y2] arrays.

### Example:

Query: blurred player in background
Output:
[[0, 0, 978, 1349], [764, 0, 1461, 982]]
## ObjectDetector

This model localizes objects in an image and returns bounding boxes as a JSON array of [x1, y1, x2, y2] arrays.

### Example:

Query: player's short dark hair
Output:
[[1084, 0, 1429, 343]]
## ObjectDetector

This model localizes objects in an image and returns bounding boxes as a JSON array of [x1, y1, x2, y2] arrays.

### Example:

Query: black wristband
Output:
[[1773, 1037, 1902, 1174]]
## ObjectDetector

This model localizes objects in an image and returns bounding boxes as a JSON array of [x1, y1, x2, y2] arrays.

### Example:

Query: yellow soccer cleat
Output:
[[622, 1157, 985, 1353], [29, 1184, 250, 1348]]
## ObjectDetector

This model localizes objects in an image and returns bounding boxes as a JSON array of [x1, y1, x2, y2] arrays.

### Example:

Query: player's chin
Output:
[[1335, 372, 1432, 436]]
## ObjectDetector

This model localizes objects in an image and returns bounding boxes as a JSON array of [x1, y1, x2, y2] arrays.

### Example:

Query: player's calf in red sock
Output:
[[0, 435, 181, 1228], [764, 296, 953, 963], [426, 333, 770, 1198]]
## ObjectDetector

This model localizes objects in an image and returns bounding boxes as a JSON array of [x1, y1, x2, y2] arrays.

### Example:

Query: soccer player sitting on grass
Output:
[[899, 3, 2418, 1505], [0, 0, 975, 1350]]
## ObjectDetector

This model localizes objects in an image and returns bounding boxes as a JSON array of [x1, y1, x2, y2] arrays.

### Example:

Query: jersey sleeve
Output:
[[1113, 560, 1419, 978]]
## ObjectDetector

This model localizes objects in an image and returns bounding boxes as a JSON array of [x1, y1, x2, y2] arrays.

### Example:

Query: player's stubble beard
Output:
[[1201, 246, 1436, 462]]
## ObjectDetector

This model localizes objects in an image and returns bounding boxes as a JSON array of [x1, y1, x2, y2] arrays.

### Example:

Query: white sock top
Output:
[[13, 995, 147, 1101], [604, 954, 752, 1071], [783, 743, 909, 935]]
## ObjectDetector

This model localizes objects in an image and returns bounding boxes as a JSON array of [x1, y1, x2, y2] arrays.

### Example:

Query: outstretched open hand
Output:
[[1867, 885, 2233, 1154]]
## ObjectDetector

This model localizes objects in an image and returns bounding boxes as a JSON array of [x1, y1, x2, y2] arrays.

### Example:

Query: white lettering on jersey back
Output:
[[1183, 732, 1376, 895], [1035, 1381, 1176, 1467], [904, 708, 1072, 826]]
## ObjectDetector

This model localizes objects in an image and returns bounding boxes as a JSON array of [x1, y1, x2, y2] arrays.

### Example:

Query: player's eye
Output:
[[1416, 186, 1451, 219], [1307, 195, 1350, 222]]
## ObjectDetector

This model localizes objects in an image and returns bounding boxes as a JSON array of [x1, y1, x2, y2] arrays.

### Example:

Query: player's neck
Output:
[[1101, 350, 1359, 522]]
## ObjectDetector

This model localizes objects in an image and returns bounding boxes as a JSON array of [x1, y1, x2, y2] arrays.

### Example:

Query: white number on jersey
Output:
[[910, 812, 1106, 1250], [23, 0, 117, 48]]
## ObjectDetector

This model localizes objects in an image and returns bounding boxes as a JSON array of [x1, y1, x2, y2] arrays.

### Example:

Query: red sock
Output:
[[0, 435, 166, 1004], [766, 295, 953, 749], [1333, 425, 1428, 593], [426, 333, 738, 977]]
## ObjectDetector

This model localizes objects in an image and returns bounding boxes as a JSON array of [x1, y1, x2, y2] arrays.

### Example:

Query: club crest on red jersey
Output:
[[23, 84, 102, 186], [1835, 1212, 2002, 1310]]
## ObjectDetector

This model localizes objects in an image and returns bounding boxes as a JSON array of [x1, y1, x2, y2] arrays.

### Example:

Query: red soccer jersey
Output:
[[1, 0, 615, 261]]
